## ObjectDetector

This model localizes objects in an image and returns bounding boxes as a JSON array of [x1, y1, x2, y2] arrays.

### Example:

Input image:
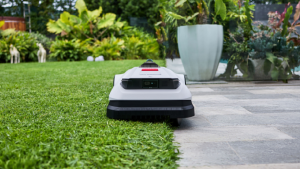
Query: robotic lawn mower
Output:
[[106, 59, 194, 125]]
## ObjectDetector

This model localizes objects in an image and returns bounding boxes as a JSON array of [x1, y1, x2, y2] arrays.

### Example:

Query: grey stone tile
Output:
[[193, 98, 299, 108], [248, 89, 300, 95], [178, 116, 211, 130], [225, 94, 297, 100], [204, 113, 300, 126], [195, 105, 252, 116], [229, 139, 300, 164], [189, 88, 214, 92], [243, 106, 300, 114], [190, 91, 252, 96], [178, 163, 300, 169], [277, 126, 300, 139], [177, 142, 244, 167], [174, 126, 293, 143], [192, 95, 230, 102], [211, 87, 272, 91]]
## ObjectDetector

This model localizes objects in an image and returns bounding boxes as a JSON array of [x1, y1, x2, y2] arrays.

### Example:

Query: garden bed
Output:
[[0, 60, 179, 168]]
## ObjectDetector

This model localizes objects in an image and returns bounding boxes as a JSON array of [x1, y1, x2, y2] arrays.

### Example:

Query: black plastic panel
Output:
[[107, 100, 194, 119], [121, 78, 180, 89]]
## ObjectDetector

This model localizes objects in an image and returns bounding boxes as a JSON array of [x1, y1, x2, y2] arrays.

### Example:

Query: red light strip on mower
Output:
[[142, 69, 158, 71]]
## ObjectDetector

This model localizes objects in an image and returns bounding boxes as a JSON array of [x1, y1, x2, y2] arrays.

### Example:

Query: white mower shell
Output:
[[106, 60, 194, 121]]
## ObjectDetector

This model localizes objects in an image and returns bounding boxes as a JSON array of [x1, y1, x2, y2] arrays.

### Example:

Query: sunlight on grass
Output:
[[0, 60, 179, 168]]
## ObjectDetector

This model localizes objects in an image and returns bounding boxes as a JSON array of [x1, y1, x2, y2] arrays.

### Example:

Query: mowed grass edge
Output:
[[0, 60, 179, 168]]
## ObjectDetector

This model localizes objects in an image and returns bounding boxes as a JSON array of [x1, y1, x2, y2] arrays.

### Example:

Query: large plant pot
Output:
[[177, 25, 223, 81]]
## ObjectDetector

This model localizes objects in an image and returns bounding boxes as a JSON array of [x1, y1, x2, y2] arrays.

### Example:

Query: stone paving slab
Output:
[[178, 115, 212, 130], [192, 98, 300, 107], [175, 82, 300, 168], [195, 106, 251, 116], [248, 89, 300, 94], [229, 140, 300, 164], [178, 163, 300, 169], [224, 94, 297, 100], [243, 106, 300, 114], [203, 113, 300, 126], [277, 127, 300, 139], [174, 126, 293, 143], [177, 142, 243, 166]]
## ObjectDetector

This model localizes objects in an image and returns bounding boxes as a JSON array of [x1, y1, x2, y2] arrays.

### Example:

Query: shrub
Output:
[[0, 31, 38, 63], [122, 28, 160, 60], [49, 39, 91, 61], [16, 33, 39, 62], [28, 32, 52, 50], [47, 0, 126, 42], [123, 36, 144, 59], [93, 37, 125, 60], [0, 40, 10, 63]]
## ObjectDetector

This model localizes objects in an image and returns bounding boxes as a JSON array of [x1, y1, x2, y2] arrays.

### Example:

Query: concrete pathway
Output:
[[175, 81, 300, 169]]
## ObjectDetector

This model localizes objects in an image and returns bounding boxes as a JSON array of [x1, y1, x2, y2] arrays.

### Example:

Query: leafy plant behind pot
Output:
[[46, 0, 126, 42], [49, 38, 92, 61], [93, 37, 125, 60]]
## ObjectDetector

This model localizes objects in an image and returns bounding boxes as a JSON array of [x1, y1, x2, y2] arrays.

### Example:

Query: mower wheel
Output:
[[171, 118, 182, 126]]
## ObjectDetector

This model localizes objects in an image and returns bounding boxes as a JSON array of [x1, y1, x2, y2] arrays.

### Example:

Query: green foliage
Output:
[[84, 0, 119, 15], [157, 0, 222, 27], [0, 60, 179, 168], [226, 0, 255, 23], [123, 36, 144, 59], [0, 40, 11, 63], [122, 28, 160, 60], [47, 0, 126, 42], [139, 38, 160, 60], [248, 26, 300, 82], [214, 0, 227, 22], [244, 0, 253, 31], [0, 31, 38, 63], [118, 0, 159, 26], [93, 37, 125, 60], [282, 6, 293, 37], [265, 52, 292, 81], [27, 32, 52, 50], [49, 39, 91, 61], [16, 33, 39, 62]]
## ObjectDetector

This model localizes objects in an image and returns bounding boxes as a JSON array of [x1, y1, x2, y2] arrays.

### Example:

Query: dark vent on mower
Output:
[[140, 59, 159, 68]]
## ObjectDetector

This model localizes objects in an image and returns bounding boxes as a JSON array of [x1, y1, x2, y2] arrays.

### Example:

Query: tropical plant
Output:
[[28, 32, 52, 50], [118, 0, 159, 27], [0, 31, 38, 62], [247, 26, 300, 82], [46, 0, 126, 41], [123, 36, 144, 59], [220, 26, 254, 79], [93, 37, 125, 60], [267, 2, 300, 44], [0, 40, 10, 63], [49, 38, 92, 61], [139, 37, 160, 60], [119, 27, 160, 59], [16, 32, 39, 62]]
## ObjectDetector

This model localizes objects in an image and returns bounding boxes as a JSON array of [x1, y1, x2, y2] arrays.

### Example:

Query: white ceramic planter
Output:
[[178, 25, 223, 81], [166, 58, 186, 75]]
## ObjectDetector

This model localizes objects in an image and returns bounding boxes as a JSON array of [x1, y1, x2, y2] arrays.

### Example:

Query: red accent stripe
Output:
[[142, 68, 158, 71]]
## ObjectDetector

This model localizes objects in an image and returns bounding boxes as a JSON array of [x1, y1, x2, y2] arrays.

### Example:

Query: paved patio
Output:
[[175, 81, 300, 169]]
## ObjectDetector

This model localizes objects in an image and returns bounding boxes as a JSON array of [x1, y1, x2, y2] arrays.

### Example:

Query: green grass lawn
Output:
[[0, 60, 179, 168]]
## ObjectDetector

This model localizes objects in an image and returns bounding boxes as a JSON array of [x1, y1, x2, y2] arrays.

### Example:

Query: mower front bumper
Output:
[[107, 100, 194, 120]]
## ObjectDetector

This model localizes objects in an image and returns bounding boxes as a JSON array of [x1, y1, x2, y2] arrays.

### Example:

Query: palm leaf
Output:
[[175, 0, 187, 7], [97, 13, 116, 29]]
